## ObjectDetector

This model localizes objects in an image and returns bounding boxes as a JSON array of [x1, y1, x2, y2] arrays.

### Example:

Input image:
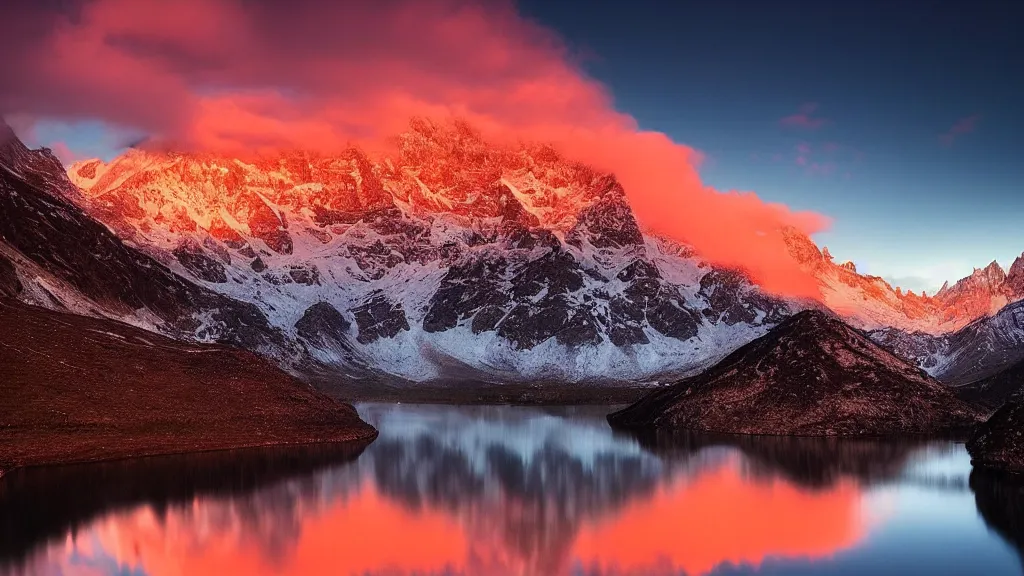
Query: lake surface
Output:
[[2, 403, 1023, 576]]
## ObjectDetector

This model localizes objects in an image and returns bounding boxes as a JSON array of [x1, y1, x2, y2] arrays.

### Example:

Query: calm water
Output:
[[2, 403, 1023, 576]]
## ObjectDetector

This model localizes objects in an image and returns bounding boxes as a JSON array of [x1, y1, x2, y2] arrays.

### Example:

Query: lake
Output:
[[1, 403, 1022, 576]]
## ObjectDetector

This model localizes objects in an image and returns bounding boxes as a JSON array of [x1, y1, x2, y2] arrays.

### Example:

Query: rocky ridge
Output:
[[784, 229, 1024, 334]]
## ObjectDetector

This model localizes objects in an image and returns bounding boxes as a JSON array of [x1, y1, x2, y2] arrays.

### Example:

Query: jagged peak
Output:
[[983, 260, 1006, 276], [781, 226, 824, 265]]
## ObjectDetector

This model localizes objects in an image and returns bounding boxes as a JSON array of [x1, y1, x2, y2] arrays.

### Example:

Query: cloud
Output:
[[0, 0, 829, 298], [939, 114, 980, 147], [806, 162, 836, 176], [790, 140, 831, 175], [779, 102, 829, 130], [788, 142, 852, 178]]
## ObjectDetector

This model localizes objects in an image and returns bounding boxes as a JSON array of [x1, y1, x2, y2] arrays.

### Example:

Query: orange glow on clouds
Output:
[[0, 0, 828, 296], [34, 460, 868, 576]]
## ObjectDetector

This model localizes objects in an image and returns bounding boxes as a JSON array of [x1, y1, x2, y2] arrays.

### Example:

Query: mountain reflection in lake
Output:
[[2, 403, 1022, 576]]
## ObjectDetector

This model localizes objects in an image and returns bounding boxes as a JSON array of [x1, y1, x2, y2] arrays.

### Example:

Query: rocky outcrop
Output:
[[967, 398, 1024, 474], [1007, 254, 1024, 299], [608, 310, 984, 436], [295, 302, 351, 346], [352, 292, 410, 344], [173, 242, 228, 283], [698, 269, 787, 326]]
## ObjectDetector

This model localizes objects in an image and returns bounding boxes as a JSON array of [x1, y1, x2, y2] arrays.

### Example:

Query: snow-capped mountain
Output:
[[55, 120, 792, 385], [0, 122, 289, 358], [2, 117, 1021, 389]]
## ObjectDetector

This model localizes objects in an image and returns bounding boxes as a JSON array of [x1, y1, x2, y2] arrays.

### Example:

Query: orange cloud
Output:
[[0, 0, 829, 297]]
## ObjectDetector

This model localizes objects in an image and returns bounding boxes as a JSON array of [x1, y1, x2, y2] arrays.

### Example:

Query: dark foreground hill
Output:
[[608, 310, 984, 436], [968, 398, 1024, 474], [0, 299, 377, 476]]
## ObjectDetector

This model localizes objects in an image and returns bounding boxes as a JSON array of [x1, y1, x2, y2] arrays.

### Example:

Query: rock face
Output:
[[607, 310, 985, 436], [0, 299, 377, 474], [295, 302, 352, 346], [967, 398, 1024, 474]]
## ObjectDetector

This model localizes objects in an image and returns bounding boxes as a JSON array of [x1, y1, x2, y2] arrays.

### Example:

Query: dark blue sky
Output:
[[519, 0, 1024, 291]]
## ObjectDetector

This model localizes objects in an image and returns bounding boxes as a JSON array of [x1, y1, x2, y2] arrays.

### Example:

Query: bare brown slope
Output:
[[0, 300, 377, 475], [608, 310, 984, 436]]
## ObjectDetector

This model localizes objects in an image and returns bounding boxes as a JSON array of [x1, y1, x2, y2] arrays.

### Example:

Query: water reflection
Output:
[[1, 403, 1021, 576], [972, 470, 1024, 573]]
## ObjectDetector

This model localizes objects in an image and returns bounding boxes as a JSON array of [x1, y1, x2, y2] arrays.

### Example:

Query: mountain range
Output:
[[2, 118, 1022, 395]]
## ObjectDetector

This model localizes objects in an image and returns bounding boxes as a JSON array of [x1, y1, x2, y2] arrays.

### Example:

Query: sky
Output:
[[2, 0, 1022, 294], [518, 0, 1024, 293]]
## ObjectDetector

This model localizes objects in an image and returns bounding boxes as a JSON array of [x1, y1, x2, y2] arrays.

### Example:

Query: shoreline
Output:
[[0, 430, 378, 481]]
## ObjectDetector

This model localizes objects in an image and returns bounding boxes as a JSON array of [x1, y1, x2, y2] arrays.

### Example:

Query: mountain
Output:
[[956, 359, 1024, 411], [607, 310, 984, 436], [0, 122, 289, 357], [967, 397, 1024, 474], [3, 117, 1020, 389], [784, 229, 1024, 334], [870, 299, 1024, 386], [0, 298, 377, 476], [50, 119, 795, 386]]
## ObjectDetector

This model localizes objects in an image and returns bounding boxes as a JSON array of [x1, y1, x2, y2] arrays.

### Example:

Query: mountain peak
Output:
[[1006, 253, 1024, 298], [984, 260, 1006, 277]]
